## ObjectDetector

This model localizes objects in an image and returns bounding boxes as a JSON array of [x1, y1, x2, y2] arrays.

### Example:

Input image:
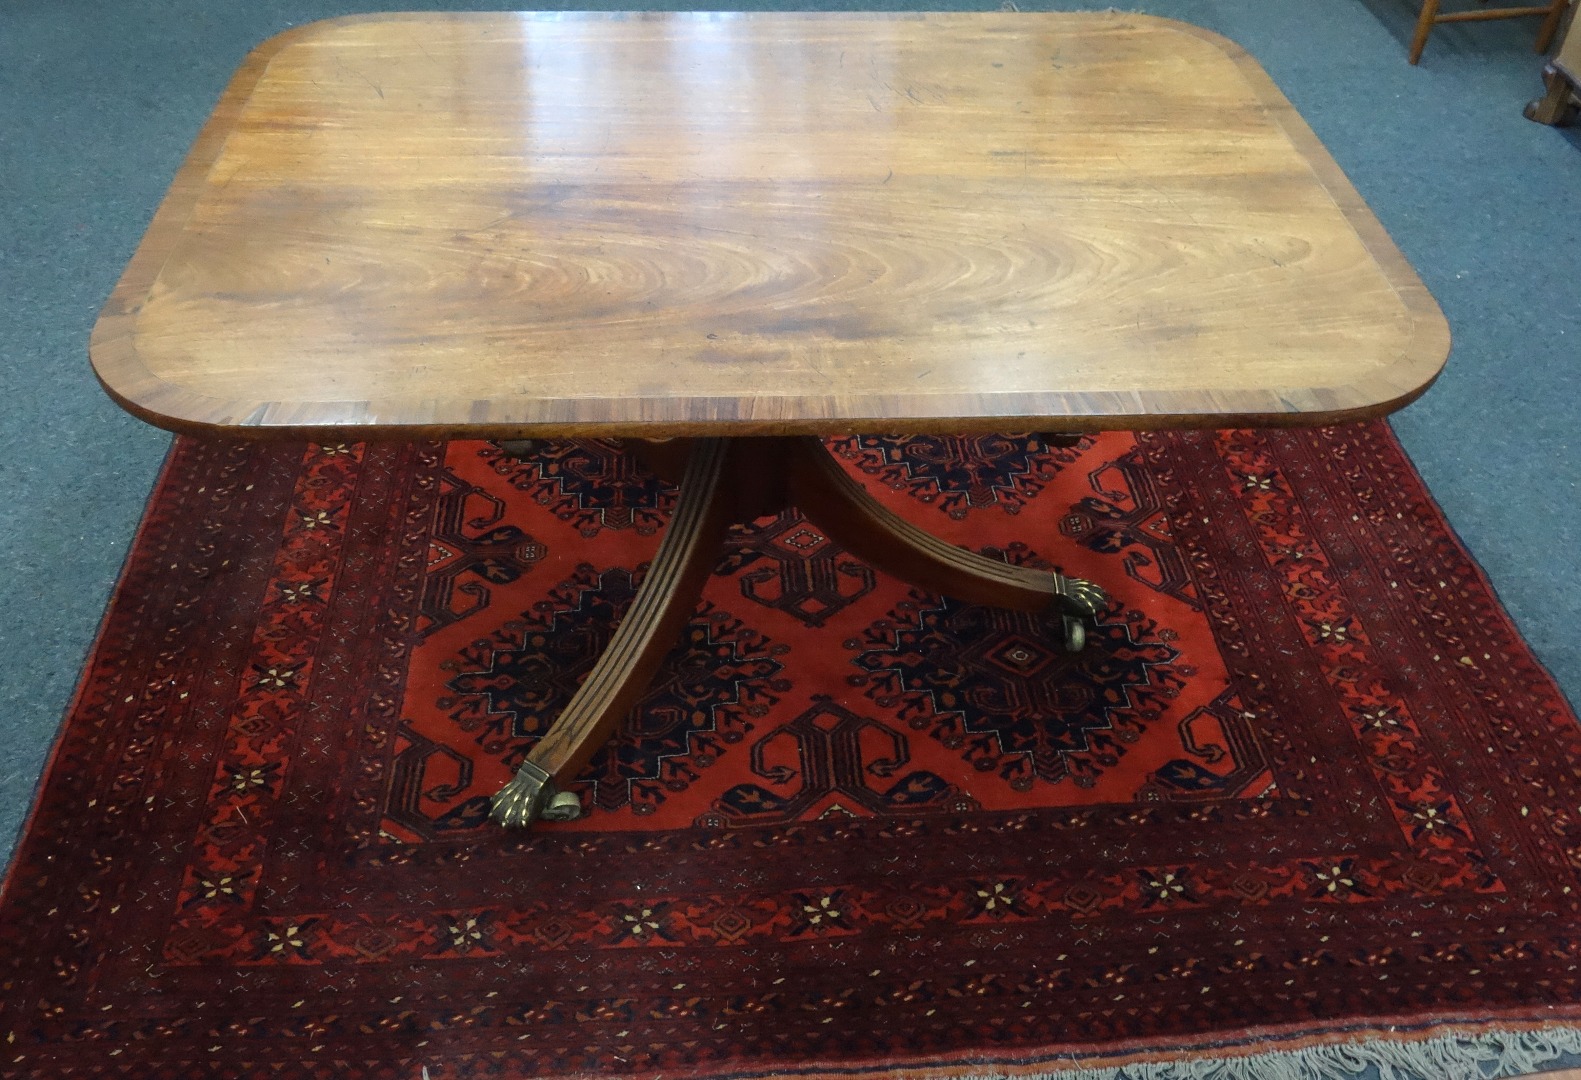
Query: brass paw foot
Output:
[[1053, 573, 1108, 617], [1050, 573, 1109, 652], [489, 761, 582, 828]]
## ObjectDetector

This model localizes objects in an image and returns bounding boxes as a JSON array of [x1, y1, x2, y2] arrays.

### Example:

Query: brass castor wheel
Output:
[[1061, 615, 1087, 653], [540, 789, 582, 821], [1049, 572, 1105, 652]]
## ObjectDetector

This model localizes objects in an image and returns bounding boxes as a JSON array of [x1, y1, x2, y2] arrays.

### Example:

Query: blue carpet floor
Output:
[[2, 6, 1578, 1070]]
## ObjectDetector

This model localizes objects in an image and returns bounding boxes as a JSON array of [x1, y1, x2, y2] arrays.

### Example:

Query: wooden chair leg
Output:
[[489, 437, 736, 827], [1526, 62, 1578, 122], [1411, 0, 1443, 63], [783, 436, 1107, 627], [1535, 0, 1568, 53]]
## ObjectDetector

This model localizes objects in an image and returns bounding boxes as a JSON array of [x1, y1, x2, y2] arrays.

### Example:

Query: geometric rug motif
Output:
[[1060, 441, 1201, 610], [478, 438, 673, 536], [395, 436, 1236, 831], [827, 432, 1089, 519], [5, 425, 1581, 1080], [716, 509, 879, 628], [848, 591, 1189, 793], [418, 464, 547, 638]]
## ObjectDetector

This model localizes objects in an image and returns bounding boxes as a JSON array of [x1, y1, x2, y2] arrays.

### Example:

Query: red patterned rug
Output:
[[4, 425, 1581, 1079]]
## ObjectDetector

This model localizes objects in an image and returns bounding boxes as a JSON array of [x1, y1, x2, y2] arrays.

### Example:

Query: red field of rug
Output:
[[3, 426, 1581, 1079]]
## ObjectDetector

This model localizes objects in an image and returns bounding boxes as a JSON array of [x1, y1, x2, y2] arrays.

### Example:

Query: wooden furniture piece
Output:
[[1527, 2, 1580, 122], [91, 12, 1451, 829], [1409, 0, 1570, 65]]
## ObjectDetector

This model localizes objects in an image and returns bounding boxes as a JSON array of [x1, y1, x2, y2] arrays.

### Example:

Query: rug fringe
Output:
[[991, 1026, 1581, 1080]]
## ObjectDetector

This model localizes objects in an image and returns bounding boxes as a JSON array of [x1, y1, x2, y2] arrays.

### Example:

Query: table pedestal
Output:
[[488, 436, 1110, 829]]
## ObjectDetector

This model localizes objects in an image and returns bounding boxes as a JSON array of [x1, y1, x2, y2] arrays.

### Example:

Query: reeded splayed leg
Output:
[[489, 438, 734, 828], [783, 436, 1108, 651], [489, 431, 1113, 829]]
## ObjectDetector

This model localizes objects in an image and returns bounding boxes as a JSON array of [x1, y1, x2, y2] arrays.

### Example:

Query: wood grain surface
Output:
[[91, 12, 1451, 439]]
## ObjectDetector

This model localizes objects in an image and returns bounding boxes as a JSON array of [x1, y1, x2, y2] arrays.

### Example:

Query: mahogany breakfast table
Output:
[[91, 12, 1450, 829]]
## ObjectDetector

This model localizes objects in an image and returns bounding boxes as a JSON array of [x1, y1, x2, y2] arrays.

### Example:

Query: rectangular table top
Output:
[[91, 12, 1449, 439]]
